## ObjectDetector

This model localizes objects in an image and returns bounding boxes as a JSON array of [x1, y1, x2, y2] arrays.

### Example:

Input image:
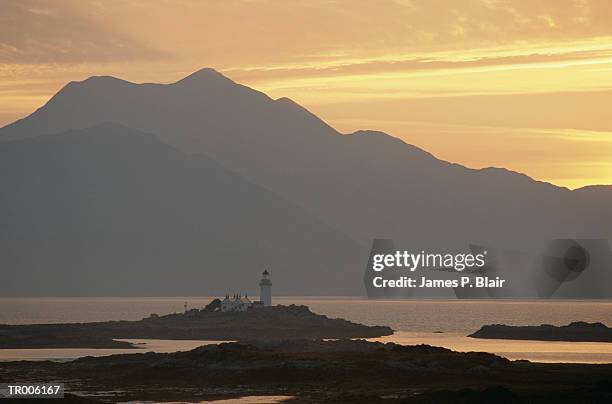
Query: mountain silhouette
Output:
[[0, 123, 363, 296], [0, 68, 611, 295]]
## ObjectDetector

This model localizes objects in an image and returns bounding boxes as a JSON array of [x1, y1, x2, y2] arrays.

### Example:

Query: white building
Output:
[[221, 294, 252, 312], [259, 269, 272, 306], [220, 270, 272, 312]]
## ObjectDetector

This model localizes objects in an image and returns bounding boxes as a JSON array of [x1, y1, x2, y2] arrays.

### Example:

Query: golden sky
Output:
[[1, 0, 611, 188]]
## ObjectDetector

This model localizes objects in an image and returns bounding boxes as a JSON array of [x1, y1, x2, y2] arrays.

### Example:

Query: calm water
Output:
[[1, 297, 612, 363]]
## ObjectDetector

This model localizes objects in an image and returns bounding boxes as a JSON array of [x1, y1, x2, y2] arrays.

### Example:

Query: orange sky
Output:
[[1, 0, 611, 188]]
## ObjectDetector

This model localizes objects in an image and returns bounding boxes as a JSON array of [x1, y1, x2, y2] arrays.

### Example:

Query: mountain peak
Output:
[[83, 75, 127, 83], [173, 68, 234, 86], [66, 75, 131, 89]]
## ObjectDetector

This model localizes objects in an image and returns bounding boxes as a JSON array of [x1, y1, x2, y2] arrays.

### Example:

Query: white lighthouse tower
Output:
[[259, 269, 272, 306]]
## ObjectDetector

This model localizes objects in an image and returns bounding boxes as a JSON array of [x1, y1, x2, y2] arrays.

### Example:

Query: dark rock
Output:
[[470, 322, 612, 342], [0, 305, 393, 348], [2, 339, 611, 403]]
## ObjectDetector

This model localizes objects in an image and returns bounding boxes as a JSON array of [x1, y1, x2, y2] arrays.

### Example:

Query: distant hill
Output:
[[0, 68, 611, 296], [2, 68, 610, 246], [0, 123, 363, 296]]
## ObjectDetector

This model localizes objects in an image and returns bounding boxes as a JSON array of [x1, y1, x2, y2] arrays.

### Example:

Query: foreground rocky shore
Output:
[[470, 321, 612, 342], [1, 339, 611, 403], [0, 305, 392, 348]]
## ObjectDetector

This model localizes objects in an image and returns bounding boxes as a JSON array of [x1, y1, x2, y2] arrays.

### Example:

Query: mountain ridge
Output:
[[0, 68, 574, 193], [0, 122, 364, 296], [0, 69, 581, 189], [0, 68, 610, 296]]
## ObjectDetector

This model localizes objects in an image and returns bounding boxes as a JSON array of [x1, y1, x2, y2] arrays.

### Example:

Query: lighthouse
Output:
[[259, 269, 272, 306]]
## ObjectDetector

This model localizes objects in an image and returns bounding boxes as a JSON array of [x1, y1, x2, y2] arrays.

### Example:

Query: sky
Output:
[[1, 0, 611, 189]]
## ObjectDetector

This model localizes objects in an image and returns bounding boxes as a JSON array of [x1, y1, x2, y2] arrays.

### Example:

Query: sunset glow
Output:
[[1, 0, 611, 188]]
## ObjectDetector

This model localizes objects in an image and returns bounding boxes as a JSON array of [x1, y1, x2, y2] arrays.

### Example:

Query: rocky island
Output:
[[0, 305, 392, 349], [2, 339, 612, 403], [469, 322, 612, 342]]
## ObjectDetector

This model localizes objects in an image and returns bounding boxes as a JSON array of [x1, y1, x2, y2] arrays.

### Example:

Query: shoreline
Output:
[[2, 299, 612, 364], [4, 332, 612, 364], [2, 339, 612, 403], [0, 305, 392, 350]]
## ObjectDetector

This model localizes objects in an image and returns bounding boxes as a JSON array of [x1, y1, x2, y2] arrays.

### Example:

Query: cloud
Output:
[[0, 0, 164, 64], [223, 40, 612, 83], [4, 1, 612, 67]]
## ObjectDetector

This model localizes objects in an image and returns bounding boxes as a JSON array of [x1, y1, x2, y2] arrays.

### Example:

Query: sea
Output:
[[1, 297, 612, 363]]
